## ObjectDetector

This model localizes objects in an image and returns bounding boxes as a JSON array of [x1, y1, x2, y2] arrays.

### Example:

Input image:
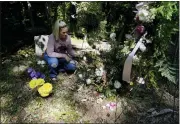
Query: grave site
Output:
[[1, 1, 179, 124]]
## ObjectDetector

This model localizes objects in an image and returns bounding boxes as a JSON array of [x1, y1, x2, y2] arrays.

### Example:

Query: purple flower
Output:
[[40, 74, 45, 79], [36, 72, 41, 78], [27, 67, 46, 79], [30, 70, 37, 79], [27, 68, 34, 74]]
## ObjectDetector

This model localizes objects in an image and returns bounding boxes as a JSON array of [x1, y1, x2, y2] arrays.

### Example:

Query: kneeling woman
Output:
[[44, 20, 76, 80]]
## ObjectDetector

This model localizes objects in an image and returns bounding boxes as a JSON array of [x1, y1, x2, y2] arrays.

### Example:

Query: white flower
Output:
[[83, 56, 87, 61], [37, 60, 46, 65], [125, 34, 132, 39], [139, 43, 146, 52], [110, 33, 116, 41], [136, 2, 145, 10], [136, 2, 150, 10], [136, 9, 150, 22], [25, 54, 29, 58], [137, 77, 145, 84], [78, 74, 83, 79], [114, 80, 121, 89], [71, 14, 75, 19], [146, 39, 152, 43], [37, 60, 42, 65], [84, 7, 87, 11], [86, 79, 91, 84], [138, 9, 149, 21], [41, 60, 46, 65], [95, 67, 104, 77], [71, 2, 77, 5]]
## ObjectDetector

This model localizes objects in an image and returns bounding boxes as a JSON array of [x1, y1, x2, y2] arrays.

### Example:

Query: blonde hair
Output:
[[52, 20, 67, 40]]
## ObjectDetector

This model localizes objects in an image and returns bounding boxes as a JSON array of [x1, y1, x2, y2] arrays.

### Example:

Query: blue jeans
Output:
[[44, 53, 76, 78]]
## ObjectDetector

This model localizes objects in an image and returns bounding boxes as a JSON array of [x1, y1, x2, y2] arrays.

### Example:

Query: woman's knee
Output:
[[66, 63, 76, 71], [48, 58, 59, 68]]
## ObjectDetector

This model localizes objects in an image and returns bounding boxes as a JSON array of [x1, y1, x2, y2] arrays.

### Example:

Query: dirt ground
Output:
[[1, 46, 179, 123]]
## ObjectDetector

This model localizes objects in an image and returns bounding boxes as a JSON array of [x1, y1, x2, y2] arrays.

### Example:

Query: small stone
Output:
[[97, 98, 103, 104]]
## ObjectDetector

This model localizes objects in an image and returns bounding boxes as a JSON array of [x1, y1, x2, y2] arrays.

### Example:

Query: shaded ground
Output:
[[1, 44, 179, 123]]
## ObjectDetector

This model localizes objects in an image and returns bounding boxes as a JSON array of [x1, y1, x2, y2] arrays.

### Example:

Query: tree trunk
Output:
[[20, 2, 27, 28], [27, 1, 34, 28], [53, 5, 58, 24], [45, 2, 52, 32]]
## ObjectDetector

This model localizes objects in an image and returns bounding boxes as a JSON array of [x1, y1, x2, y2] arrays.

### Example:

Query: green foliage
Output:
[[156, 2, 178, 20], [152, 1, 179, 84]]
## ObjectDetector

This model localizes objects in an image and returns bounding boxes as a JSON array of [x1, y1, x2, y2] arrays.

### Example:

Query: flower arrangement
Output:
[[27, 68, 45, 79], [38, 83, 53, 97], [27, 67, 53, 97], [134, 2, 155, 23]]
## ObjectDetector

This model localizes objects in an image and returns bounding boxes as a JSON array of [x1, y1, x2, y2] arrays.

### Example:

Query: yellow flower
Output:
[[36, 78, 45, 86], [29, 79, 38, 89], [38, 83, 53, 97]]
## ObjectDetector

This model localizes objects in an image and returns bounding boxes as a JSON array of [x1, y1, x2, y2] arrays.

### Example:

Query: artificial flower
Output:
[[36, 72, 41, 78], [110, 33, 116, 41], [40, 74, 45, 79], [36, 78, 45, 86], [137, 77, 145, 84], [27, 67, 34, 74], [29, 78, 45, 89], [86, 79, 91, 85], [114, 80, 122, 89], [95, 67, 104, 77], [29, 79, 38, 89], [38, 83, 53, 97], [27, 67, 45, 79], [135, 25, 145, 35], [30, 70, 37, 79]]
